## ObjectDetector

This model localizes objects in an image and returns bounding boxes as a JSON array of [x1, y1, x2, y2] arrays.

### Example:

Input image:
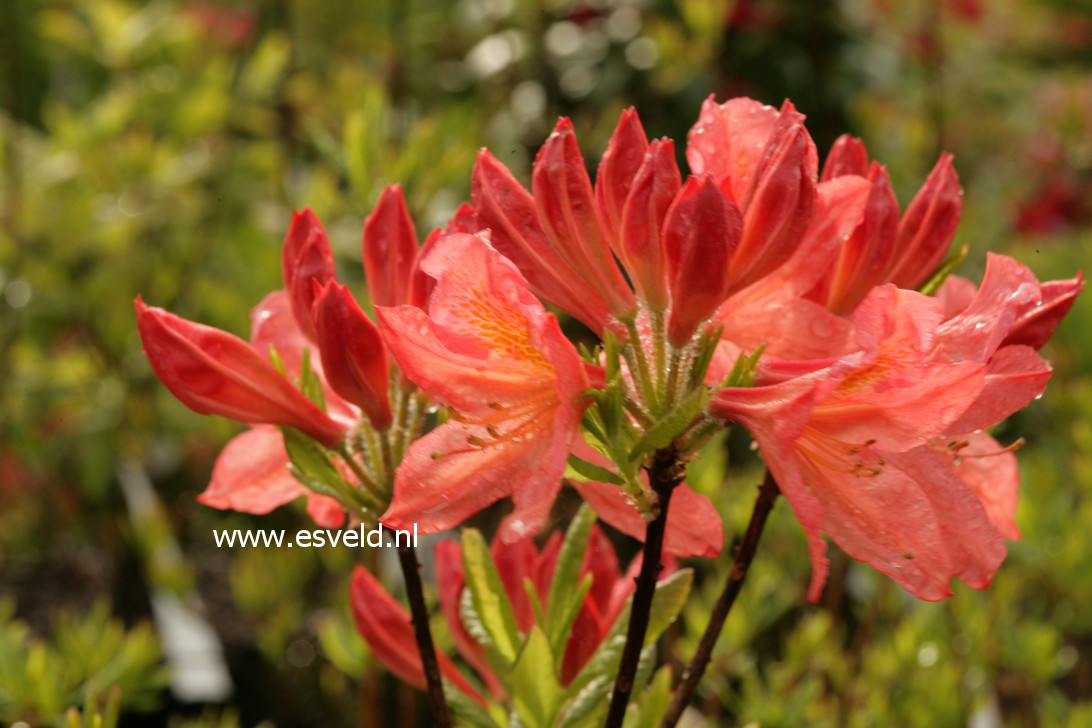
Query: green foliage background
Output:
[[0, 0, 1089, 725]]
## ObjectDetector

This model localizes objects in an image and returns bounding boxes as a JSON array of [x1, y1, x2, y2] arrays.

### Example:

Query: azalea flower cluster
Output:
[[136, 96, 1082, 726]]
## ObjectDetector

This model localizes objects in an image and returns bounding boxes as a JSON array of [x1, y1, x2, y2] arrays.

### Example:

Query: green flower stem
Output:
[[624, 318, 659, 412], [660, 470, 780, 728], [335, 443, 381, 499], [664, 346, 684, 409], [650, 309, 667, 395], [390, 386, 412, 462]]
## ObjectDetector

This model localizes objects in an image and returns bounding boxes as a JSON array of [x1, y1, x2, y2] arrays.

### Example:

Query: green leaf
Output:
[[720, 345, 766, 389], [281, 427, 350, 498], [565, 455, 625, 485], [298, 347, 327, 410], [446, 682, 501, 728], [629, 666, 673, 728], [461, 529, 523, 666], [688, 323, 723, 390], [629, 387, 708, 460], [919, 243, 970, 296], [546, 505, 597, 653], [603, 329, 621, 383], [555, 645, 656, 728], [511, 626, 562, 728]]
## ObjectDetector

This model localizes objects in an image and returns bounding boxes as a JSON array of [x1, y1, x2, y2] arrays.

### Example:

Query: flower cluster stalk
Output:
[[660, 470, 780, 726], [605, 447, 684, 728]]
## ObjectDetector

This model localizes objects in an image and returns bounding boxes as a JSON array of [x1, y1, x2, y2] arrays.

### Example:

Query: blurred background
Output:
[[1, 0, 1090, 725]]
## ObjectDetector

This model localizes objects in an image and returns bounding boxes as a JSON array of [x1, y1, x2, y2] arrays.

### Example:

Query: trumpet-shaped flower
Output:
[[377, 233, 591, 541], [710, 252, 1077, 601]]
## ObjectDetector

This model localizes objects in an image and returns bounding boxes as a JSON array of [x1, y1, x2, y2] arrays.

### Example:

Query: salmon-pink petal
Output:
[[471, 149, 612, 333], [198, 426, 306, 514], [718, 294, 855, 364], [1002, 273, 1084, 350], [571, 478, 723, 558], [199, 427, 344, 527], [304, 494, 345, 529], [802, 446, 1005, 601], [936, 253, 1041, 363], [377, 306, 542, 415], [936, 274, 977, 320], [686, 96, 781, 205], [349, 566, 484, 705], [811, 359, 984, 452], [434, 541, 504, 697], [948, 432, 1021, 540], [943, 345, 1051, 434], [710, 380, 831, 599], [382, 410, 574, 540]]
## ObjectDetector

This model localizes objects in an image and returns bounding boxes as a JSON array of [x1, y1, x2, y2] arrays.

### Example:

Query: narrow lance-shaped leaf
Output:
[[629, 387, 709, 460], [461, 528, 523, 666], [545, 505, 598, 653], [511, 626, 563, 728]]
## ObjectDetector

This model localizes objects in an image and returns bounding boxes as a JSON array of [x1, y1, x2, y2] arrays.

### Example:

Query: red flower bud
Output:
[[135, 297, 345, 447], [664, 176, 743, 346], [363, 185, 419, 307], [620, 139, 681, 311], [471, 149, 612, 333], [312, 281, 392, 430], [886, 153, 962, 289], [533, 118, 637, 319], [595, 108, 649, 253], [817, 162, 900, 314], [730, 103, 817, 292], [821, 134, 870, 181], [282, 209, 336, 342]]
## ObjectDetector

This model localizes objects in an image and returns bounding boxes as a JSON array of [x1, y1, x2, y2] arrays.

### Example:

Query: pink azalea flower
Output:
[[376, 233, 591, 541], [710, 253, 1078, 601]]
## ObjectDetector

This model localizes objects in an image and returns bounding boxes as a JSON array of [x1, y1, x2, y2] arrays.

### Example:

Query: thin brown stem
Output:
[[605, 448, 684, 728], [396, 544, 453, 728], [660, 470, 780, 728]]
